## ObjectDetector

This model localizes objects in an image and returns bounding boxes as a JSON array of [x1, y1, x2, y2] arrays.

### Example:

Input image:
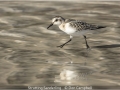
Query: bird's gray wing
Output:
[[69, 21, 105, 31]]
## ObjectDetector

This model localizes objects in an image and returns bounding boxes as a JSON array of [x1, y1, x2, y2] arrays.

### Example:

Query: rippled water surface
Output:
[[0, 1, 120, 89]]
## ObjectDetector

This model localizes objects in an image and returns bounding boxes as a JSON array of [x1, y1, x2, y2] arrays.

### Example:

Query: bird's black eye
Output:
[[55, 19, 58, 21]]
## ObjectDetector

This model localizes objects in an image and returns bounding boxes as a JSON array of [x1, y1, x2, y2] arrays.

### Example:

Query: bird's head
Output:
[[47, 16, 65, 29]]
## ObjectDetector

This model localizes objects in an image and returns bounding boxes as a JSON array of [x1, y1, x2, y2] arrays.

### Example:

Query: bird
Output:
[[47, 16, 106, 49]]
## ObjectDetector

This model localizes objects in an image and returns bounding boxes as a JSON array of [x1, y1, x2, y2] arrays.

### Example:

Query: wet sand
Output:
[[0, 1, 120, 89]]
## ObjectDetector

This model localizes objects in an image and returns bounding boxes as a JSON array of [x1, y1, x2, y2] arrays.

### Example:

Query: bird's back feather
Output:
[[65, 19, 106, 31]]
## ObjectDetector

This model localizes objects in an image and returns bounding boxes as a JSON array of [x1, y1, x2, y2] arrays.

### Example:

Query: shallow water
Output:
[[0, 1, 120, 89]]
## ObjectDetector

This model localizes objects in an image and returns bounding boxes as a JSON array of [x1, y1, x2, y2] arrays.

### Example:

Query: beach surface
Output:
[[0, 1, 120, 89]]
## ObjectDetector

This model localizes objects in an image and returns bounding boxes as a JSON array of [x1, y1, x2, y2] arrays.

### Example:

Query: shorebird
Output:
[[47, 16, 106, 49]]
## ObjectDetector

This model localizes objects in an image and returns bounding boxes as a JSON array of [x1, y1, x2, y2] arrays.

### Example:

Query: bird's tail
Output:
[[97, 26, 106, 29], [90, 25, 106, 30]]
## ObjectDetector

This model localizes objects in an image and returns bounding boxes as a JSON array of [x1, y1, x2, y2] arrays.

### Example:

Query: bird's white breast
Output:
[[59, 23, 89, 36], [64, 23, 77, 35]]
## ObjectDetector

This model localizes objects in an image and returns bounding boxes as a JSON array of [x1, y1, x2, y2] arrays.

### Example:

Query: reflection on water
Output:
[[0, 1, 120, 89], [56, 64, 95, 82]]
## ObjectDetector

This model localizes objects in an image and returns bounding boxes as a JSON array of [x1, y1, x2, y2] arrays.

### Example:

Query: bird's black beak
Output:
[[47, 23, 53, 29]]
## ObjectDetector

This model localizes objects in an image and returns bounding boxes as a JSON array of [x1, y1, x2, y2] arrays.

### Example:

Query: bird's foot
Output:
[[86, 45, 91, 50], [57, 44, 64, 48], [87, 48, 91, 52]]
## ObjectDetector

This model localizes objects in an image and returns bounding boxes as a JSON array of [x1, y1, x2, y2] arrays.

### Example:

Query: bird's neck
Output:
[[58, 19, 66, 31], [61, 19, 66, 25], [59, 23, 65, 31]]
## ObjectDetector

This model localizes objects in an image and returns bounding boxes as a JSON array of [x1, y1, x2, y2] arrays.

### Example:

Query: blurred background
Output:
[[0, 1, 120, 89]]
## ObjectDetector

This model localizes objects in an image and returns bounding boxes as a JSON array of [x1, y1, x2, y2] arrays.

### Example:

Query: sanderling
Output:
[[47, 16, 106, 49]]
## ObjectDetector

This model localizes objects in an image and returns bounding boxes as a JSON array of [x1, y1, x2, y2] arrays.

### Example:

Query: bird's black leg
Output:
[[57, 39, 72, 48], [57, 36, 72, 48], [83, 35, 90, 49]]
